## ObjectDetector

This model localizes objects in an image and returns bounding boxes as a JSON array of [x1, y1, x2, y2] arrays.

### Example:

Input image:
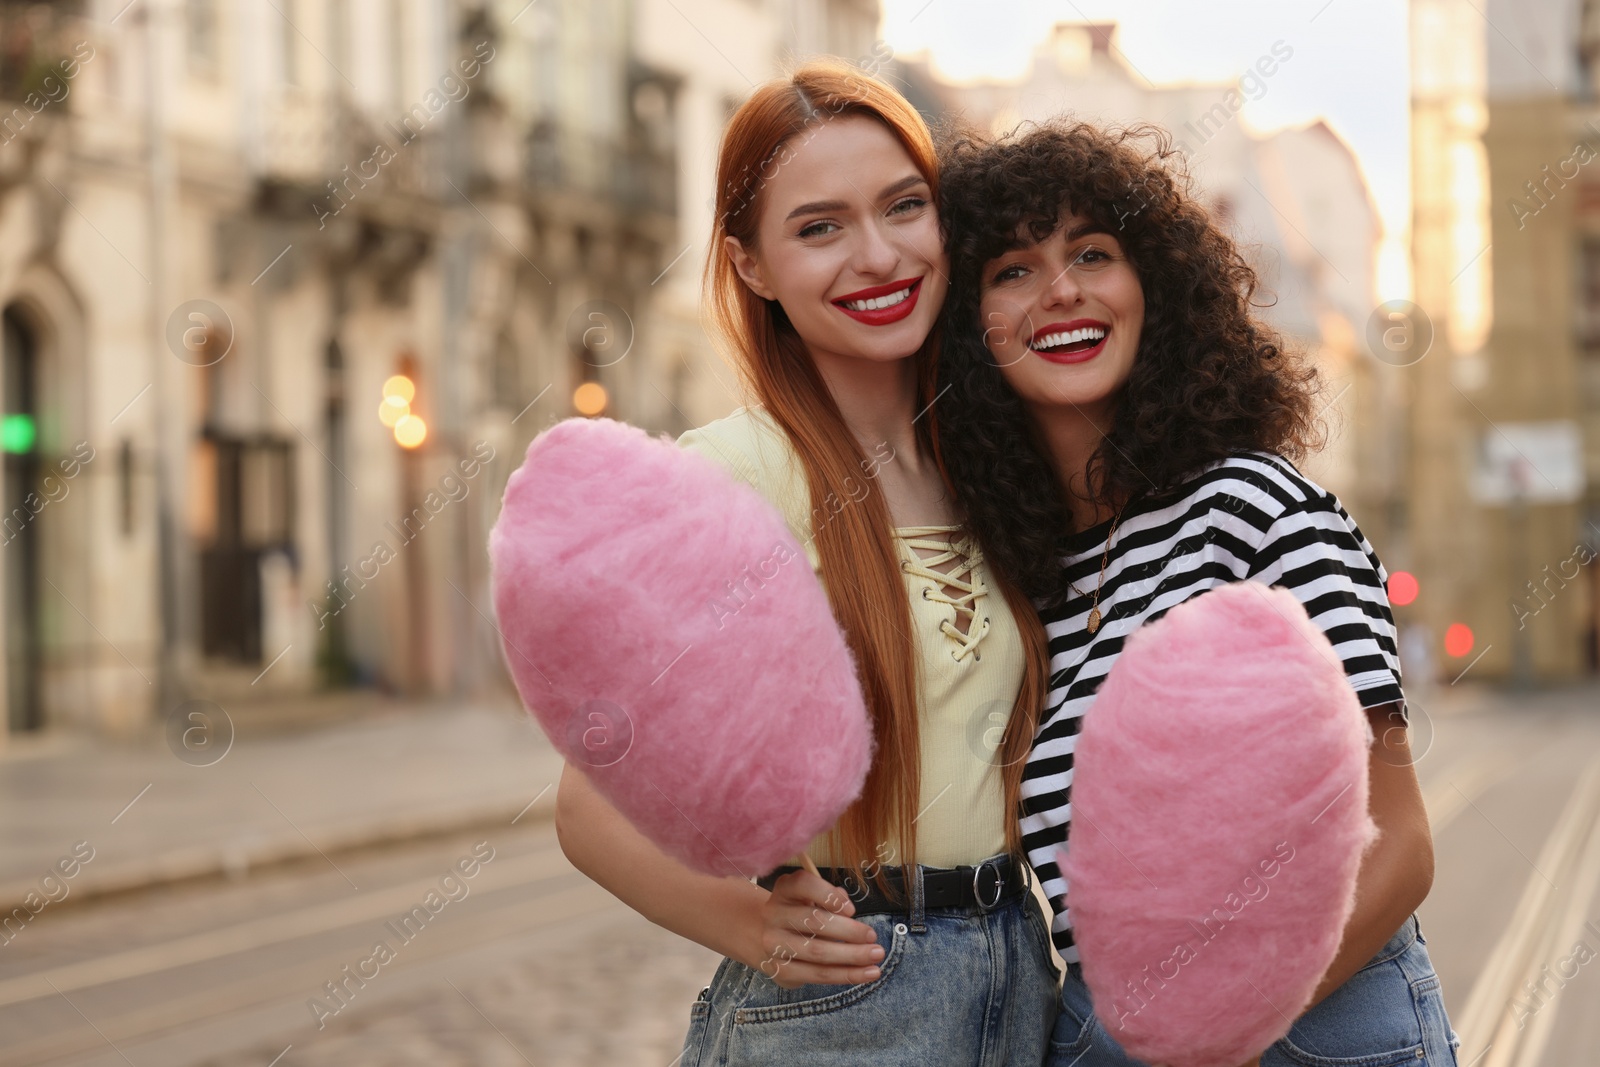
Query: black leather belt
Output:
[[755, 853, 1028, 916]]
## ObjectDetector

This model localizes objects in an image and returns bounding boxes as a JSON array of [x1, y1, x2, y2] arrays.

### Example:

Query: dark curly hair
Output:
[[934, 120, 1323, 609]]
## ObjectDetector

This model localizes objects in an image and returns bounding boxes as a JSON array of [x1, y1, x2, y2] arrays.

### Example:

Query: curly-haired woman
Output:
[[934, 121, 1460, 1066]]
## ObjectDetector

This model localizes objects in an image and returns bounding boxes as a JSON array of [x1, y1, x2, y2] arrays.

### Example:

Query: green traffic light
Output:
[[1, 414, 35, 454]]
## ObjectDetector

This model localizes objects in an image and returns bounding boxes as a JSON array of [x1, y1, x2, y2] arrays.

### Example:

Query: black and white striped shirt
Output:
[[1020, 452, 1404, 962]]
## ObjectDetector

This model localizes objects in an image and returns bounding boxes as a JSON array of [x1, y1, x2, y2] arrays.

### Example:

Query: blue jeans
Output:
[[1048, 913, 1460, 1066], [678, 855, 1061, 1066]]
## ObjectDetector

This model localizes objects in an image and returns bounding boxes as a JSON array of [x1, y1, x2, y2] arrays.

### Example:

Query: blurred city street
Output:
[[0, 696, 562, 906], [1, 0, 1599, 1063], [0, 693, 719, 1066], [0, 682, 1595, 1065]]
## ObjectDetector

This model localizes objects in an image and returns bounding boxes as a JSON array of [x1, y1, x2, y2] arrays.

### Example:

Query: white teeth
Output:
[[843, 286, 913, 312], [1031, 326, 1107, 350]]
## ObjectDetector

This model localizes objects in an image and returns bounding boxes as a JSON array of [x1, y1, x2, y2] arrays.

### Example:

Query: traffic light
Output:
[[1387, 571, 1418, 606], [0, 413, 35, 454], [1444, 623, 1474, 658]]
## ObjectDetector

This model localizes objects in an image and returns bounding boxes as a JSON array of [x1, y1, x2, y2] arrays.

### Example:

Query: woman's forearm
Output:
[[1305, 818, 1432, 1007], [1305, 704, 1435, 1008], [554, 761, 768, 965]]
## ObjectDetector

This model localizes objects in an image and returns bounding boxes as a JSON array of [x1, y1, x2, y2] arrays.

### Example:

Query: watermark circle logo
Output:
[[565, 698, 634, 767], [965, 699, 1027, 768], [566, 300, 634, 368], [166, 300, 235, 367], [1375, 700, 1433, 768], [1365, 300, 1433, 367], [980, 302, 1037, 369], [166, 699, 235, 767]]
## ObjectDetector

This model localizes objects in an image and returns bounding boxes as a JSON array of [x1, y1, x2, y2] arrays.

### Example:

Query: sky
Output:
[[881, 0, 1412, 298]]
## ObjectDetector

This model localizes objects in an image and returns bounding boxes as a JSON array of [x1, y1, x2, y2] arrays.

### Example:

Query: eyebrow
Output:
[[1065, 221, 1113, 242], [993, 218, 1115, 260], [783, 174, 929, 222]]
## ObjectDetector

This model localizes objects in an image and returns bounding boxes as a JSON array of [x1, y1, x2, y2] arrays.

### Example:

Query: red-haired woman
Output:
[[554, 61, 1061, 1064]]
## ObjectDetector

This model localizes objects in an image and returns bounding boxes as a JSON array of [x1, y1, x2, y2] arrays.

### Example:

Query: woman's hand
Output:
[[743, 870, 886, 989], [555, 763, 885, 990]]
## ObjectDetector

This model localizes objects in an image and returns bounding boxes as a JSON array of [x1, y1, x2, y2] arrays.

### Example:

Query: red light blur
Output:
[[1444, 623, 1474, 658]]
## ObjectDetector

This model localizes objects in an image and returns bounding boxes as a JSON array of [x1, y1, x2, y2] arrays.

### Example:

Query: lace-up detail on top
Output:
[[897, 525, 992, 663], [678, 407, 1026, 869]]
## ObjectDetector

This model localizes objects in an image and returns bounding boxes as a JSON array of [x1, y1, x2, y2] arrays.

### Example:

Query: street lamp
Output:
[[381, 357, 428, 693], [379, 373, 427, 448], [573, 381, 607, 417]]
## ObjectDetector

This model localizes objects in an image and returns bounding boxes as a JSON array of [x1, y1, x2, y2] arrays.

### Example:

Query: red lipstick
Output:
[[832, 277, 923, 326], [1029, 318, 1109, 364]]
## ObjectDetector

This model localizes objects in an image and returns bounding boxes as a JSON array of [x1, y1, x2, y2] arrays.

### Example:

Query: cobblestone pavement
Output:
[[3, 823, 724, 1066], [14, 684, 1600, 1066], [194, 904, 722, 1067]]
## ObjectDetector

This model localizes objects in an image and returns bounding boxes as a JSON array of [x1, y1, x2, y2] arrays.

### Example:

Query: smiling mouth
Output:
[[832, 277, 924, 325], [1030, 324, 1108, 354], [840, 285, 915, 312]]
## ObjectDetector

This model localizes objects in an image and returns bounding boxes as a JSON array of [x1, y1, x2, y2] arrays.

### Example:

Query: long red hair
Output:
[[703, 58, 1048, 900]]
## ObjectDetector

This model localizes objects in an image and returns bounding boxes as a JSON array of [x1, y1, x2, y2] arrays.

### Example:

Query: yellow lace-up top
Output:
[[677, 406, 1027, 870]]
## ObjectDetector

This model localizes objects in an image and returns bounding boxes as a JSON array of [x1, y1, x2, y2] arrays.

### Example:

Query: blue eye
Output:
[[889, 196, 927, 215], [798, 220, 840, 238]]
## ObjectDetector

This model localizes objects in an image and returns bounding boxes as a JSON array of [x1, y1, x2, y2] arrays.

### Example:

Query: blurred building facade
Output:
[[896, 22, 1394, 533], [1409, 0, 1600, 684], [0, 0, 879, 739], [633, 0, 882, 432]]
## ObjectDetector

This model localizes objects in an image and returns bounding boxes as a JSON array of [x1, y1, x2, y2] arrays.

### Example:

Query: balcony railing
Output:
[[259, 96, 444, 201], [525, 122, 676, 217], [261, 105, 677, 221]]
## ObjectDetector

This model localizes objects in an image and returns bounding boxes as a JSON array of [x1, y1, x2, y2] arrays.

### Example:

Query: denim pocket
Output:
[[1271, 957, 1428, 1066], [1410, 972, 1462, 1066], [678, 986, 713, 1067], [1024, 900, 1065, 984], [728, 915, 910, 1024], [1273, 1037, 1426, 1067], [1048, 968, 1100, 1059]]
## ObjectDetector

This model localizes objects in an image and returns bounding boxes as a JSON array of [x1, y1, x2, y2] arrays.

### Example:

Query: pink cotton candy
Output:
[[1059, 580, 1377, 1067], [488, 417, 873, 878]]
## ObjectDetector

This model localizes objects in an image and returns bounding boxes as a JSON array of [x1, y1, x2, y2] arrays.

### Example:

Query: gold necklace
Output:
[[1081, 500, 1129, 635]]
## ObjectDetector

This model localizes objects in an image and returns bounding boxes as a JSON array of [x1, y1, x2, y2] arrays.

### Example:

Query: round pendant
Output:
[[1086, 608, 1101, 634]]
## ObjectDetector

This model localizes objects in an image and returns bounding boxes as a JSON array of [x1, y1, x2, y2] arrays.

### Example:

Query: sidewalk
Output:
[[1416, 677, 1600, 719], [0, 696, 564, 909], [3, 679, 1590, 912]]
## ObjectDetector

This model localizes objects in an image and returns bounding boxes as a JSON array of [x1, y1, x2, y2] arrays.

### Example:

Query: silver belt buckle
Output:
[[972, 858, 1005, 910]]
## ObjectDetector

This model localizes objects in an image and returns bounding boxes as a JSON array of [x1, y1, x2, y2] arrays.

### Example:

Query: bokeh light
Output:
[[382, 374, 416, 403], [1444, 623, 1475, 658], [574, 382, 608, 416], [1388, 571, 1419, 606], [379, 395, 408, 427], [394, 413, 427, 449], [0, 413, 36, 454]]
